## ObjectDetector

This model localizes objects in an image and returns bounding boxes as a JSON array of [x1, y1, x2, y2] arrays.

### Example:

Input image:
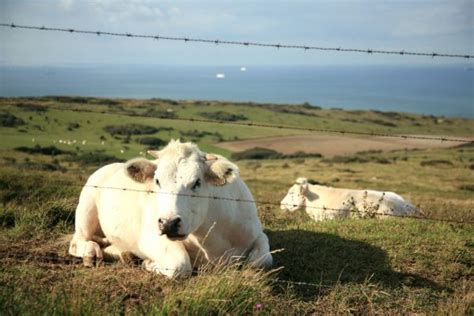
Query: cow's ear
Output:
[[125, 158, 157, 183], [295, 177, 309, 195], [204, 154, 239, 186], [299, 183, 309, 195]]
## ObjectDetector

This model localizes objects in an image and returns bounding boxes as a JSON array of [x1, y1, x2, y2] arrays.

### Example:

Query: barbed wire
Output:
[[1, 23, 473, 59], [46, 182, 471, 224], [0, 251, 333, 289], [33, 105, 474, 144]]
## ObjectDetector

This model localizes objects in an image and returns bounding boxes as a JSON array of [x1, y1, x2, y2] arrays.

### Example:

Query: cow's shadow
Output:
[[266, 229, 444, 299]]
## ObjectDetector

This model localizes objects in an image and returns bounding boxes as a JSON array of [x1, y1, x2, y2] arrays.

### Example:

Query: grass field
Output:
[[1, 97, 473, 314]]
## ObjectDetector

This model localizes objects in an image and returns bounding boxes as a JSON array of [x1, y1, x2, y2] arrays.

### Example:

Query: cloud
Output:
[[391, 2, 473, 37], [59, 0, 73, 11], [88, 0, 165, 23]]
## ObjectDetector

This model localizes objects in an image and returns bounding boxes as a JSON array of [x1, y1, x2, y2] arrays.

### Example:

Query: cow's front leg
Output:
[[140, 235, 192, 278], [247, 232, 273, 268]]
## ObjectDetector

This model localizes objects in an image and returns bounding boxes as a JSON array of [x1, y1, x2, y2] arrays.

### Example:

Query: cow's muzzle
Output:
[[158, 216, 185, 239]]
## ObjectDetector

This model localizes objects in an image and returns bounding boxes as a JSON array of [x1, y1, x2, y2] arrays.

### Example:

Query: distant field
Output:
[[217, 134, 473, 156], [1, 97, 473, 314], [0, 96, 473, 159]]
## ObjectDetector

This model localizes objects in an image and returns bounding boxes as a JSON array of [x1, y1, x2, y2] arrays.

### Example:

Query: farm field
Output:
[[217, 134, 472, 156], [0, 97, 473, 314]]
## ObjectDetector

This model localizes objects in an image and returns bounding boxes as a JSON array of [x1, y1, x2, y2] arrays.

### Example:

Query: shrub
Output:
[[144, 109, 176, 119], [458, 184, 474, 191], [364, 119, 398, 127], [342, 118, 359, 123], [67, 122, 80, 130], [15, 145, 70, 156], [150, 98, 179, 105], [104, 124, 159, 136], [456, 142, 474, 149], [302, 102, 322, 109], [271, 106, 320, 116], [323, 154, 392, 164], [0, 112, 25, 127], [45, 96, 90, 103], [307, 179, 331, 186], [122, 135, 131, 144], [420, 160, 454, 167], [232, 148, 322, 160], [137, 137, 166, 147], [16, 162, 65, 172], [3, 157, 17, 163], [374, 158, 392, 164], [15, 103, 48, 112], [0, 209, 15, 228], [370, 110, 406, 120], [323, 156, 370, 164], [285, 151, 322, 159], [89, 98, 121, 106], [199, 111, 247, 121], [179, 130, 223, 140], [232, 147, 281, 160], [67, 152, 124, 165], [356, 150, 383, 155]]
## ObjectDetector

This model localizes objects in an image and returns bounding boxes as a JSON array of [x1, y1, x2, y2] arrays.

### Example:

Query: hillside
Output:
[[0, 97, 473, 314], [0, 97, 472, 158]]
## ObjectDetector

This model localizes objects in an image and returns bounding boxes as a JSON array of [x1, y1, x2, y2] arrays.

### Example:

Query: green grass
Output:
[[0, 97, 473, 314]]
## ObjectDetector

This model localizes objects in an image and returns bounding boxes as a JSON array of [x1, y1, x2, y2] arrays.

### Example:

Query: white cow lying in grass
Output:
[[69, 140, 272, 277], [280, 177, 422, 221]]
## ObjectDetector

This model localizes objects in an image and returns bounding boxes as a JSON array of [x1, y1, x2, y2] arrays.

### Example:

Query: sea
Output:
[[1, 64, 473, 118]]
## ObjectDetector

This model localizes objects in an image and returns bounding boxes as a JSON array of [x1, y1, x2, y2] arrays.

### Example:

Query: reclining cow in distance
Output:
[[280, 177, 422, 221]]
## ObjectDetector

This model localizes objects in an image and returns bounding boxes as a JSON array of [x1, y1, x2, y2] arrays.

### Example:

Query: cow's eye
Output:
[[155, 179, 160, 187], [192, 179, 201, 191]]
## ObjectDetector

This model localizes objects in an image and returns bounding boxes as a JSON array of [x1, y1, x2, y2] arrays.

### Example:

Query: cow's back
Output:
[[97, 164, 153, 252], [80, 162, 149, 253], [356, 190, 418, 216], [78, 163, 124, 208]]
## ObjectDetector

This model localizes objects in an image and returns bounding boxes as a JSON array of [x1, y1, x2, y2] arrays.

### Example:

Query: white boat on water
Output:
[[240, 67, 247, 72], [216, 73, 225, 79]]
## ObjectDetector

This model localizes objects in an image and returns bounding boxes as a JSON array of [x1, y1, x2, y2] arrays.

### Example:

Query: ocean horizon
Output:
[[1, 64, 473, 118]]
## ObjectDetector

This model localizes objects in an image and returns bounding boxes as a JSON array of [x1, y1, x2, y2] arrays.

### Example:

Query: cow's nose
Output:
[[158, 217, 182, 238]]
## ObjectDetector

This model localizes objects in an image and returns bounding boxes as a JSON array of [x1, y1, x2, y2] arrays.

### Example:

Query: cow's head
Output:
[[125, 140, 239, 240], [280, 177, 309, 212]]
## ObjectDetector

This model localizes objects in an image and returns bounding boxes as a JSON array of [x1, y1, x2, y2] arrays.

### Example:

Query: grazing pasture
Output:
[[0, 97, 473, 314]]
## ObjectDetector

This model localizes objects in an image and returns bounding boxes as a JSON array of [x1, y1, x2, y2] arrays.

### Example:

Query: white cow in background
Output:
[[280, 177, 422, 221], [69, 140, 272, 277]]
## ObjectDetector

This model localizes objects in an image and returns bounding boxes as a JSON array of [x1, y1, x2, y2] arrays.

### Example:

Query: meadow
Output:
[[0, 97, 473, 314]]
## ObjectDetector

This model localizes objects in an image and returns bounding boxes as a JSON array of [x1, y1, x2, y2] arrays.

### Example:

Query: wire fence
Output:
[[40, 182, 470, 225], [1, 23, 473, 59], [0, 250, 333, 289], [3, 104, 473, 224]]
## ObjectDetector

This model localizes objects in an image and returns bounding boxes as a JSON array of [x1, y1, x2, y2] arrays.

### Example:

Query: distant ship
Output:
[[216, 73, 225, 79], [240, 67, 247, 72]]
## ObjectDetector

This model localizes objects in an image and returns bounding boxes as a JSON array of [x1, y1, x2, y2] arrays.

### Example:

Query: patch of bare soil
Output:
[[217, 134, 472, 157]]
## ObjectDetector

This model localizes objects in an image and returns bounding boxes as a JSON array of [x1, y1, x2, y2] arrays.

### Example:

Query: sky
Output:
[[0, 0, 473, 66]]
